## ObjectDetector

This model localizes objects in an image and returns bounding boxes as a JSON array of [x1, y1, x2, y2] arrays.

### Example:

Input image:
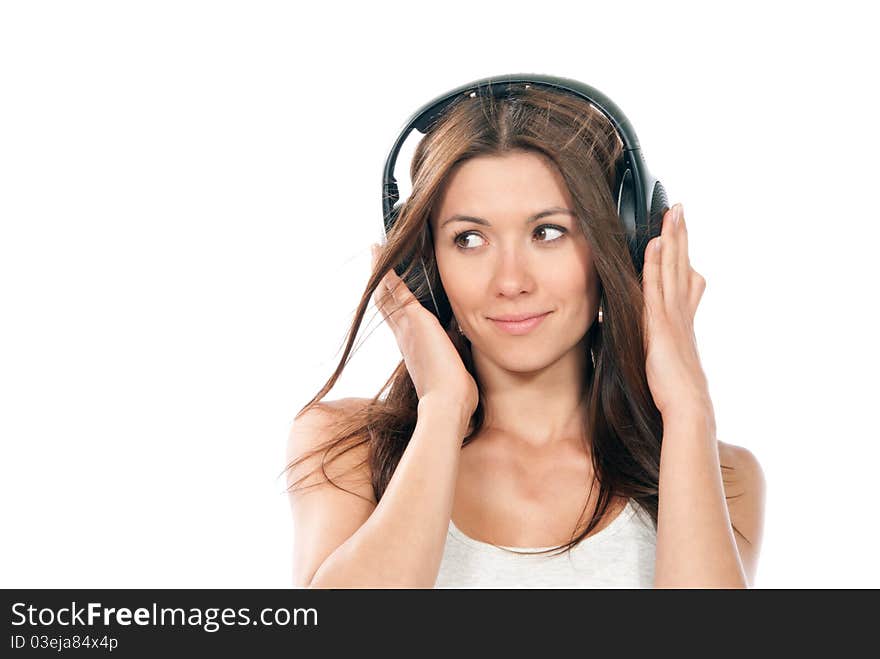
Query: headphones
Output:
[[380, 72, 669, 329]]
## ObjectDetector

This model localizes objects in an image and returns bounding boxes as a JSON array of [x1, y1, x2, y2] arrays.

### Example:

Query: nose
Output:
[[490, 246, 537, 298]]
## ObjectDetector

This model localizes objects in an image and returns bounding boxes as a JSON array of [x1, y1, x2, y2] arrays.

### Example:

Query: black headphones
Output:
[[380, 72, 669, 329]]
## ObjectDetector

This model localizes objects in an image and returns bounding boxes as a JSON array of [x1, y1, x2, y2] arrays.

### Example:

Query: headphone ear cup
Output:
[[418, 229, 453, 328], [616, 167, 637, 267], [386, 206, 408, 280], [384, 209, 452, 326], [632, 180, 668, 278], [616, 169, 669, 278], [648, 180, 669, 238]]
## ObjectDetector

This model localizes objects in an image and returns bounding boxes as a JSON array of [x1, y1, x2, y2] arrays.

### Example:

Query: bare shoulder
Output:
[[718, 439, 767, 586], [286, 397, 376, 587], [718, 441, 766, 496], [286, 397, 375, 502]]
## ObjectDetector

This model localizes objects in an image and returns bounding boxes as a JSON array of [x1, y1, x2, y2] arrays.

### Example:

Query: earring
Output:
[[456, 319, 467, 338], [598, 304, 604, 324]]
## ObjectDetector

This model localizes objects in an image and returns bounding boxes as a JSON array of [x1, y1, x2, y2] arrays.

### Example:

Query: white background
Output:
[[1, 1, 877, 588]]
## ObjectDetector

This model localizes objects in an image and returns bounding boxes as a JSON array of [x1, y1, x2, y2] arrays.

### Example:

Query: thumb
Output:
[[643, 235, 663, 304]]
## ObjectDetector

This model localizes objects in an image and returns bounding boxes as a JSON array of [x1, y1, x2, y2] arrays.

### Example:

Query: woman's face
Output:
[[431, 150, 601, 373]]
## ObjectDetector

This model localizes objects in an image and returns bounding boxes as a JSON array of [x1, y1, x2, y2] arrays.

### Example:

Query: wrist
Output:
[[661, 401, 716, 435], [418, 395, 473, 437]]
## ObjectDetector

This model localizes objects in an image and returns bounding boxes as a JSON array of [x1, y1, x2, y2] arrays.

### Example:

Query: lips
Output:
[[488, 311, 551, 336], [488, 311, 550, 322]]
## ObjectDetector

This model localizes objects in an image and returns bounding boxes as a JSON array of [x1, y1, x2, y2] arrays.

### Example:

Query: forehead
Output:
[[433, 151, 574, 226]]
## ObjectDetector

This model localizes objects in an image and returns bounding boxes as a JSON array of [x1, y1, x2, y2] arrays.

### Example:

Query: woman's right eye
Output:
[[453, 231, 484, 250]]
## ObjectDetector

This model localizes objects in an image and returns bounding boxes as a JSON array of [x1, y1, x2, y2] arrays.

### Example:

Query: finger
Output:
[[383, 260, 419, 309], [676, 203, 696, 302], [643, 230, 663, 311], [371, 244, 400, 334], [641, 232, 663, 354], [689, 271, 706, 317], [383, 266, 420, 335], [371, 244, 400, 301], [676, 204, 691, 296], [660, 205, 679, 308], [373, 249, 422, 333]]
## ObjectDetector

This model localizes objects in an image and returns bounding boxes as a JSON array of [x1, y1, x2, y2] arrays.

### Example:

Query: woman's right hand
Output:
[[371, 243, 479, 423]]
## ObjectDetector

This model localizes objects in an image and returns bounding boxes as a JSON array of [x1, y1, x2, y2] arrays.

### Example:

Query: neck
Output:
[[472, 341, 592, 450]]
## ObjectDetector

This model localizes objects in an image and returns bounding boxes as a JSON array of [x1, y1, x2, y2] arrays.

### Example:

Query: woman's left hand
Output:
[[641, 203, 712, 418]]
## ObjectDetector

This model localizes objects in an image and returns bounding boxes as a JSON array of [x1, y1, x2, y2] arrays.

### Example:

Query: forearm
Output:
[[309, 396, 467, 588], [653, 404, 748, 588]]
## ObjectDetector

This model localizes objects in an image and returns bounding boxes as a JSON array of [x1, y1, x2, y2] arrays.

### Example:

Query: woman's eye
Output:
[[453, 232, 485, 249], [453, 224, 567, 250], [535, 225, 565, 242]]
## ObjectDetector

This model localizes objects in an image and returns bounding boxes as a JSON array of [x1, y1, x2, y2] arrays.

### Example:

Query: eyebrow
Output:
[[439, 206, 576, 229]]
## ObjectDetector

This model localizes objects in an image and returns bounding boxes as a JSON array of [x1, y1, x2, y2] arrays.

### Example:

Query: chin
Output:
[[478, 344, 566, 374]]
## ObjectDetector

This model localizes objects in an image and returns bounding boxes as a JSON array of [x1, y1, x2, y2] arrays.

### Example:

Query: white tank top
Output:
[[434, 499, 657, 588]]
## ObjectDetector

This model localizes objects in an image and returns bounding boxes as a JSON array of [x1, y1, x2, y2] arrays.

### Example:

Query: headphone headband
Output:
[[383, 73, 645, 224]]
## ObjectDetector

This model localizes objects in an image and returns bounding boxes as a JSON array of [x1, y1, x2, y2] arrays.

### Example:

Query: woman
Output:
[[284, 83, 765, 588]]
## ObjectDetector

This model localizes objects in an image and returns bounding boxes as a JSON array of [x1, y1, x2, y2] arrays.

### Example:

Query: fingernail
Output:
[[672, 205, 680, 225]]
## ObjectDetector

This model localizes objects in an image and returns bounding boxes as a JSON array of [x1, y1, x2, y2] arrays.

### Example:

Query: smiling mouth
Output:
[[488, 311, 551, 322], [488, 311, 552, 335]]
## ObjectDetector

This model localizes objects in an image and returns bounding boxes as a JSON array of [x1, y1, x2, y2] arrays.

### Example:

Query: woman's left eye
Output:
[[453, 224, 567, 250], [534, 225, 566, 242]]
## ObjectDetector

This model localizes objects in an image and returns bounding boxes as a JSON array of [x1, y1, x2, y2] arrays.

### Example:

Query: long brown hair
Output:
[[284, 84, 739, 557]]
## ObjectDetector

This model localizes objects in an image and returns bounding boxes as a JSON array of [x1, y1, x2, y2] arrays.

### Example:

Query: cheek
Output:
[[436, 256, 470, 305], [550, 270, 592, 299], [550, 272, 599, 318]]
